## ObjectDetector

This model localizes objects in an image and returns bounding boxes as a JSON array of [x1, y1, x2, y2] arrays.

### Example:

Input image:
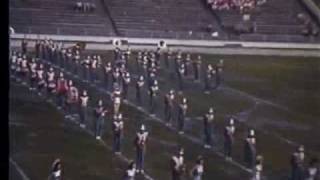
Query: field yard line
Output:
[[44, 62, 252, 174], [11, 79, 155, 180], [221, 86, 290, 111], [9, 121, 29, 127], [231, 103, 298, 146], [9, 157, 31, 180]]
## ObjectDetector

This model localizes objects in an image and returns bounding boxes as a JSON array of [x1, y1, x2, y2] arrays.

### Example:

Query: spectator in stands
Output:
[[75, 1, 96, 13], [207, 0, 259, 12], [75, 2, 83, 11], [256, 0, 267, 6]]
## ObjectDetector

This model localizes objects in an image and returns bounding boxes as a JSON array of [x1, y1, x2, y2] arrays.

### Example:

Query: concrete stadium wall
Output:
[[10, 33, 320, 57]]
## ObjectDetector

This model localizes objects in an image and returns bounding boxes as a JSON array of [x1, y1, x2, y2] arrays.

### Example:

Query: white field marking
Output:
[[221, 86, 289, 112], [9, 157, 31, 180], [9, 121, 29, 127], [12, 77, 155, 180]]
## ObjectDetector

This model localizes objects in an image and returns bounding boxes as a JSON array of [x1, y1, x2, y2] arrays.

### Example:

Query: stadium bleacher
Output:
[[9, 0, 320, 42], [9, 0, 116, 36], [103, 0, 225, 39]]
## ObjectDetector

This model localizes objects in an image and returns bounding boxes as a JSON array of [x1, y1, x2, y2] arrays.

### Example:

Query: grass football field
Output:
[[9, 49, 320, 180]]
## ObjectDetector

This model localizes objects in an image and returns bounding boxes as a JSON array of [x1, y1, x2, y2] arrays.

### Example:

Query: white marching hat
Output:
[[249, 129, 255, 137], [140, 124, 146, 131], [230, 118, 234, 125]]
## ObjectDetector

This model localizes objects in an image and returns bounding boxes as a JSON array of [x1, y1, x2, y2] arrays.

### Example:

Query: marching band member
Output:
[[252, 155, 263, 180], [190, 156, 204, 180], [149, 80, 159, 115], [94, 99, 108, 140], [142, 52, 148, 78], [65, 80, 79, 119], [244, 129, 257, 169], [78, 90, 89, 128], [134, 124, 149, 173], [49, 41, 56, 62], [56, 72, 68, 109], [203, 107, 215, 149], [112, 67, 121, 87], [124, 47, 131, 63], [46, 67, 57, 99], [164, 90, 175, 126], [15, 53, 23, 82], [21, 38, 28, 54], [290, 145, 306, 180], [193, 55, 202, 82], [135, 76, 145, 106], [164, 49, 172, 68], [91, 55, 98, 82], [10, 51, 17, 77], [204, 64, 216, 94], [171, 147, 186, 180], [123, 161, 136, 180], [122, 72, 131, 100], [136, 51, 142, 73], [147, 66, 157, 89], [35, 39, 41, 60], [20, 55, 29, 84], [50, 158, 62, 180], [103, 62, 112, 89], [305, 157, 319, 180], [73, 50, 81, 75], [82, 55, 91, 82], [28, 58, 37, 91], [59, 47, 66, 67], [174, 52, 182, 76], [113, 113, 124, 154], [66, 49, 73, 71], [114, 47, 121, 62], [216, 59, 224, 88], [112, 85, 122, 115], [177, 63, 185, 92], [224, 118, 235, 160], [184, 53, 191, 76], [177, 97, 188, 134], [36, 63, 46, 95]]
